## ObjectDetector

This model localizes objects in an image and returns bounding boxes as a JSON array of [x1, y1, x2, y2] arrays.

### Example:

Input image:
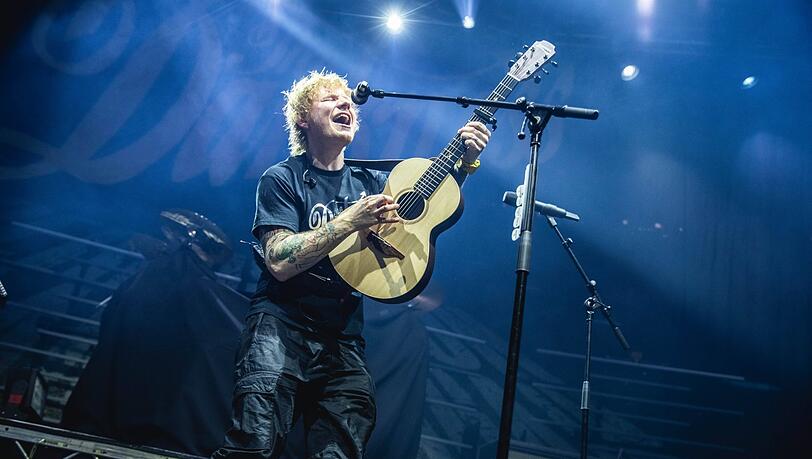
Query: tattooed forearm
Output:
[[272, 233, 305, 263], [261, 222, 345, 281], [288, 223, 338, 263]]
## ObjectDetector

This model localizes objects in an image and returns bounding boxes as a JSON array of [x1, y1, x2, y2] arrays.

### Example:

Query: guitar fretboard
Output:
[[413, 74, 520, 198]]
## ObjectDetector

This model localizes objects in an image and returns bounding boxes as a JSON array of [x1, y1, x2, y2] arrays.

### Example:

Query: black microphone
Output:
[[503, 191, 580, 222], [302, 169, 316, 188], [552, 105, 599, 120], [351, 81, 371, 105]]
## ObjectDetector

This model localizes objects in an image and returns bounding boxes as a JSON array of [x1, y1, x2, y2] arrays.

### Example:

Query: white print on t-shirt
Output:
[[308, 203, 334, 230], [307, 191, 372, 230]]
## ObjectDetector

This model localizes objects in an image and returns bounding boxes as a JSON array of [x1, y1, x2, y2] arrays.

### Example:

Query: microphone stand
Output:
[[351, 83, 598, 459], [544, 216, 630, 459], [494, 105, 553, 459], [354, 83, 600, 122]]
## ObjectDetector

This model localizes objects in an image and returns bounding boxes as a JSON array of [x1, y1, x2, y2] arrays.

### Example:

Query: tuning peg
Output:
[[523, 44, 529, 50], [551, 60, 559, 67], [508, 59, 516, 68], [541, 68, 549, 75], [515, 52, 523, 60], [533, 75, 541, 84]]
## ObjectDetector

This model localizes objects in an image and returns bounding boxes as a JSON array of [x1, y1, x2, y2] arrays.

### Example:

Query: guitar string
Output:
[[396, 75, 519, 218], [396, 76, 516, 217], [389, 45, 553, 220], [397, 80, 508, 212], [417, 73, 517, 188], [397, 81, 511, 216], [407, 82, 508, 196], [397, 133, 478, 214], [395, 46, 552, 216]]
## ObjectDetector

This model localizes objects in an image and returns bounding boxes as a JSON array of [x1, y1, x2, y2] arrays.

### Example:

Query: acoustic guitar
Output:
[[329, 40, 557, 303]]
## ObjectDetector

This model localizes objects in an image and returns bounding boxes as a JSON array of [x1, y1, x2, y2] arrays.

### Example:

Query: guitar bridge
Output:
[[366, 231, 405, 260]]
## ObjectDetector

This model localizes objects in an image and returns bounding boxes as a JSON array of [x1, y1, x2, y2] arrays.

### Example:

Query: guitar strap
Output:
[[344, 158, 406, 172]]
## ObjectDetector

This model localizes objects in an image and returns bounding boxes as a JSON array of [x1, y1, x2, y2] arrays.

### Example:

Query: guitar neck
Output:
[[415, 74, 521, 197]]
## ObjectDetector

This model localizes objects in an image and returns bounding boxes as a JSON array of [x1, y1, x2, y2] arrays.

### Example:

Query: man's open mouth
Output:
[[332, 112, 352, 126]]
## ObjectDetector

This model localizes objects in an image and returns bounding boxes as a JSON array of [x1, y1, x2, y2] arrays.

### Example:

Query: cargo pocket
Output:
[[234, 370, 280, 397]]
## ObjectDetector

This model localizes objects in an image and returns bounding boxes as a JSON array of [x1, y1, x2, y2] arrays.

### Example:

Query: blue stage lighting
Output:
[[741, 76, 758, 89], [621, 65, 639, 81], [462, 15, 475, 29]]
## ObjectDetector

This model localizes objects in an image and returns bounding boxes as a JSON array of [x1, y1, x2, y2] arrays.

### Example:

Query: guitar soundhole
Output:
[[396, 192, 425, 221]]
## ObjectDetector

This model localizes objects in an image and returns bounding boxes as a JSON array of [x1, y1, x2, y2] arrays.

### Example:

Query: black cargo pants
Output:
[[212, 312, 376, 459]]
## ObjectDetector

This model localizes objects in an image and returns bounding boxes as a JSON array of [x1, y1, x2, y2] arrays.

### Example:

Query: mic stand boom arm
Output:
[[356, 82, 599, 121], [545, 216, 630, 350]]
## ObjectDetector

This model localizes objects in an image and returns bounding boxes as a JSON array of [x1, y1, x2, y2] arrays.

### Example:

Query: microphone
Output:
[[302, 169, 316, 188], [351, 81, 371, 105], [552, 105, 599, 120], [502, 191, 580, 222]]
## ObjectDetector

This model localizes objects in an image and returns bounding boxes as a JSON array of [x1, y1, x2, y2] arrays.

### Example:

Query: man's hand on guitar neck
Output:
[[458, 121, 492, 165], [261, 194, 401, 282]]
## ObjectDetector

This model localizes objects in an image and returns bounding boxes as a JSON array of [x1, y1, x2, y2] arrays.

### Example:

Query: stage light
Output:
[[621, 65, 639, 81], [637, 0, 655, 18], [741, 76, 758, 89], [385, 10, 404, 34], [462, 15, 475, 29]]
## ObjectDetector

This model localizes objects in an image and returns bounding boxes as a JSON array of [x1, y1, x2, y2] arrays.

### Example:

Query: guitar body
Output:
[[329, 158, 463, 303]]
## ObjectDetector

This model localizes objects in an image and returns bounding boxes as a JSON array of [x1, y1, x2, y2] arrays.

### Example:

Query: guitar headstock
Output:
[[507, 40, 557, 82]]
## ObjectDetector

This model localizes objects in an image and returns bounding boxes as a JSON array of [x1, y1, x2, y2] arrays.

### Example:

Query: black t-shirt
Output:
[[250, 154, 388, 337]]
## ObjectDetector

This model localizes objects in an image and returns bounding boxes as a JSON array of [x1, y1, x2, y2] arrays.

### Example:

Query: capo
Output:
[[474, 108, 498, 131]]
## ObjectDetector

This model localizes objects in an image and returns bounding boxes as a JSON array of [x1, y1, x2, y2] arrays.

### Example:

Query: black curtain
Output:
[[62, 247, 249, 455]]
